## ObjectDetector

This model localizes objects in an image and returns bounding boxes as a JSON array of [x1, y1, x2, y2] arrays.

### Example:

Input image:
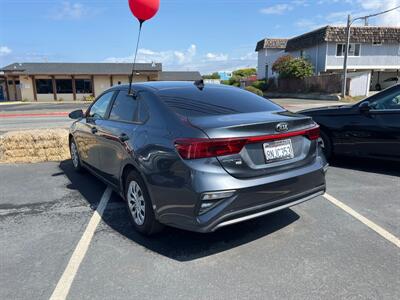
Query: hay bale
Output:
[[0, 129, 70, 163]]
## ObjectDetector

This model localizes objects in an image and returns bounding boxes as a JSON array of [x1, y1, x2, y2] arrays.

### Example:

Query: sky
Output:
[[0, 0, 399, 74]]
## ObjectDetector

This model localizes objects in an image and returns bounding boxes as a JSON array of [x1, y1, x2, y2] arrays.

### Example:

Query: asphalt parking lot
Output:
[[1, 158, 399, 299]]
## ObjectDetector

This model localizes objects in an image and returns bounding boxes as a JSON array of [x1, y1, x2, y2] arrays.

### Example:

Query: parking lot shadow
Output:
[[330, 156, 400, 177], [59, 160, 300, 262]]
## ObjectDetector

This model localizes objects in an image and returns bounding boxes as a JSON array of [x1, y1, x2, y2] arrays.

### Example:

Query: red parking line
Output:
[[0, 112, 69, 118]]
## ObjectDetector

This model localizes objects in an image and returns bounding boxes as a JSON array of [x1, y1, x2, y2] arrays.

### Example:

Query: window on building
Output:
[[36, 79, 54, 94], [75, 79, 92, 94], [336, 43, 361, 57], [56, 79, 73, 93], [109, 91, 138, 122], [7, 80, 20, 85]]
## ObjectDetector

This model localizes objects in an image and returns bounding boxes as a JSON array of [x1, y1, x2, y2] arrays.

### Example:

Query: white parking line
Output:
[[50, 186, 112, 300], [324, 193, 400, 248]]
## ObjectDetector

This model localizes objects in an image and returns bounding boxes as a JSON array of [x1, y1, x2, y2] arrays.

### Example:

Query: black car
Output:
[[300, 84, 400, 161], [69, 81, 327, 235]]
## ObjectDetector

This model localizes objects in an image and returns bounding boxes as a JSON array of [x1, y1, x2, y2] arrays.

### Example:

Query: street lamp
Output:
[[341, 5, 400, 98]]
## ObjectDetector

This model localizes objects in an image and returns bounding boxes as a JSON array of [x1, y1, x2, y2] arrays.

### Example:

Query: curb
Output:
[[0, 112, 69, 118]]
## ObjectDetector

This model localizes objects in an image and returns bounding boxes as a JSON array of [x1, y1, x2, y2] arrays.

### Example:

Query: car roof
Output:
[[108, 81, 238, 93]]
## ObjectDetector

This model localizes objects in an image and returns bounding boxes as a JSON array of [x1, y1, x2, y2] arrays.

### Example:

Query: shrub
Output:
[[252, 80, 268, 91], [228, 76, 240, 87], [272, 55, 314, 79], [84, 95, 95, 102], [272, 55, 293, 73], [245, 86, 264, 96], [279, 57, 314, 79], [221, 80, 230, 85]]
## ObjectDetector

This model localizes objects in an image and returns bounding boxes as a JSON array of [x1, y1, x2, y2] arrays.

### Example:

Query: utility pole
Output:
[[341, 14, 351, 98], [340, 5, 400, 98]]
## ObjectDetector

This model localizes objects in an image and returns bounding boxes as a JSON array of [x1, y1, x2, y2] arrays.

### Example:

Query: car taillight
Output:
[[174, 138, 247, 159], [175, 125, 320, 160], [305, 126, 320, 141]]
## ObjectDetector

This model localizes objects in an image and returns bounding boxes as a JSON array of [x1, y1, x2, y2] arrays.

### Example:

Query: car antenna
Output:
[[128, 21, 143, 97], [194, 79, 205, 90]]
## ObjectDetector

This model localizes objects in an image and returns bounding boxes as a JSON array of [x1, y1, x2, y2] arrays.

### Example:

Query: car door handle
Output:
[[119, 133, 130, 142], [91, 127, 98, 134]]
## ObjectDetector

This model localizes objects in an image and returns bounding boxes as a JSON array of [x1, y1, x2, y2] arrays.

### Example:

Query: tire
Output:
[[69, 138, 84, 172], [375, 83, 382, 91], [125, 170, 163, 236], [318, 130, 333, 161]]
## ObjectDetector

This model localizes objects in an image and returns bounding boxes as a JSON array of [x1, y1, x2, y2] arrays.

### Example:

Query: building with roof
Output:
[[255, 38, 288, 80], [256, 26, 400, 90], [0, 63, 201, 101]]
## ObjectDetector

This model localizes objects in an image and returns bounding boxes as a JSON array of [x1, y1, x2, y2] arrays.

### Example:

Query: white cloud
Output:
[[105, 44, 197, 66], [104, 44, 257, 74], [260, 4, 293, 15], [239, 52, 257, 61], [205, 52, 229, 62], [357, 0, 400, 26], [50, 2, 86, 20], [295, 19, 317, 28], [0, 46, 12, 56], [325, 11, 351, 22], [292, 0, 309, 7]]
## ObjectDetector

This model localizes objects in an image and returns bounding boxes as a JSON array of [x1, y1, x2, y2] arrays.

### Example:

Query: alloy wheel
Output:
[[70, 142, 79, 168], [127, 180, 146, 226]]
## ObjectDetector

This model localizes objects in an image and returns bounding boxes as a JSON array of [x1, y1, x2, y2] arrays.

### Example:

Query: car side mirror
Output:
[[359, 101, 371, 113], [69, 109, 84, 119]]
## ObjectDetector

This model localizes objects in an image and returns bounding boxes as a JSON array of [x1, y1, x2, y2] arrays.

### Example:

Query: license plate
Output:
[[263, 139, 294, 162]]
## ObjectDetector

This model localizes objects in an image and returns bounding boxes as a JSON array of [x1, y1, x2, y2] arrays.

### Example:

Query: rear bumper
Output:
[[209, 187, 324, 232], [155, 158, 326, 232]]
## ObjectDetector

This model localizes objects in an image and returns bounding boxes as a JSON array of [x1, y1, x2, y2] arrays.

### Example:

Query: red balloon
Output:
[[128, 0, 160, 22]]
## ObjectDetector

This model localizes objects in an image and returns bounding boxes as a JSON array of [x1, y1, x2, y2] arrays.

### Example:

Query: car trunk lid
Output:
[[187, 111, 319, 178]]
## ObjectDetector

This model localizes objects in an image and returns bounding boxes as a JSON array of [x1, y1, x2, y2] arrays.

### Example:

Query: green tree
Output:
[[232, 68, 257, 78], [202, 72, 221, 79]]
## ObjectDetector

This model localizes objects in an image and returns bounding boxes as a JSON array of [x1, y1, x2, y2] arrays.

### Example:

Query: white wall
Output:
[[286, 42, 327, 75], [257, 49, 267, 79], [348, 71, 371, 97], [326, 42, 400, 70]]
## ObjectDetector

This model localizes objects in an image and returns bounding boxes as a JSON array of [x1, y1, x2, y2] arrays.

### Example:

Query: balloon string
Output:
[[128, 21, 143, 96]]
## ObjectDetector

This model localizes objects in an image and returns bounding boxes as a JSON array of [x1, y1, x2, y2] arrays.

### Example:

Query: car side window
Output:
[[370, 86, 400, 110], [87, 92, 114, 120], [109, 90, 138, 122], [137, 92, 150, 123]]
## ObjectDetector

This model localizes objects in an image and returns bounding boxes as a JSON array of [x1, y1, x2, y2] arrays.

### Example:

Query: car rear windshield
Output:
[[159, 86, 282, 117]]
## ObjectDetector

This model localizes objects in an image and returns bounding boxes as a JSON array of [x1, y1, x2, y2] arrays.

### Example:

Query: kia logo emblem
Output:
[[276, 122, 289, 132]]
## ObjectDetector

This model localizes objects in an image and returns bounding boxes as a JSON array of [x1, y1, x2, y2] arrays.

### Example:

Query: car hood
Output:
[[299, 104, 354, 116]]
